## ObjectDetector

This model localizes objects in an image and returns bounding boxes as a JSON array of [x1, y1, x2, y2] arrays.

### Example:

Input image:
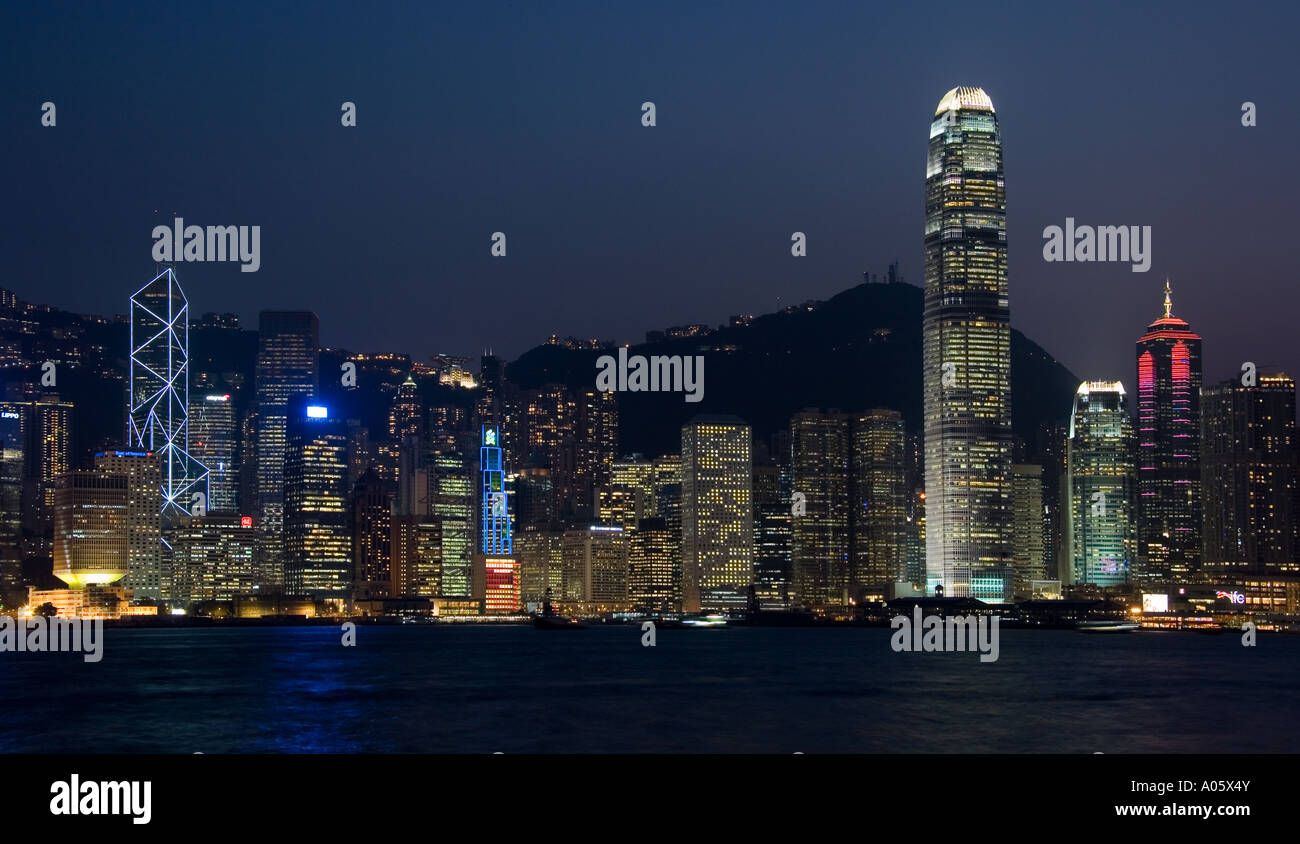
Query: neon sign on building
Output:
[[480, 426, 511, 555]]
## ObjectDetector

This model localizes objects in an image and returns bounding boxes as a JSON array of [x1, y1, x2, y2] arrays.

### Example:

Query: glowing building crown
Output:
[[935, 86, 995, 115]]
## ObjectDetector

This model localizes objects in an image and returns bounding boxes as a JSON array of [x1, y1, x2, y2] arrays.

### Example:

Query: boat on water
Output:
[[532, 600, 586, 630], [681, 613, 728, 628], [1076, 619, 1141, 633]]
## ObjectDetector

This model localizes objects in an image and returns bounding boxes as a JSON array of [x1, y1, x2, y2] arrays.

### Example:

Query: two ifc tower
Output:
[[923, 86, 1014, 601]]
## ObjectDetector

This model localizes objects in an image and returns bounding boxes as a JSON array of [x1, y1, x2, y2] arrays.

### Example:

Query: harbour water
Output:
[[1, 625, 1294, 753]]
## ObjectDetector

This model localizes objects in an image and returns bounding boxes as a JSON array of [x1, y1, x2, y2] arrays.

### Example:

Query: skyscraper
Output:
[[24, 394, 72, 546], [577, 389, 619, 506], [391, 515, 441, 597], [0, 405, 23, 606], [789, 411, 850, 608], [516, 525, 562, 607], [752, 455, 792, 611], [1135, 282, 1202, 581], [473, 425, 518, 614], [850, 410, 908, 589], [1064, 382, 1136, 588], [681, 415, 753, 614], [52, 471, 128, 588], [479, 426, 511, 556], [93, 451, 163, 600], [189, 392, 238, 512], [1201, 372, 1297, 572], [1010, 463, 1046, 597], [629, 517, 679, 613], [389, 374, 424, 442], [351, 468, 393, 598], [169, 514, 262, 604], [429, 450, 473, 597], [923, 86, 1013, 601], [283, 398, 349, 598], [255, 311, 320, 571], [559, 525, 628, 610], [128, 269, 208, 517]]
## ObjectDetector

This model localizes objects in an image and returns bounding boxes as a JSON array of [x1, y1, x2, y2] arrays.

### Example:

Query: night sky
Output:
[[4, 0, 1296, 391]]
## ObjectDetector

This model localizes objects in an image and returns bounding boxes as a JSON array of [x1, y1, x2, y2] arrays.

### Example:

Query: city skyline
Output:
[[5, 1, 1297, 391], [2, 77, 1296, 621], [5, 4, 1299, 813]]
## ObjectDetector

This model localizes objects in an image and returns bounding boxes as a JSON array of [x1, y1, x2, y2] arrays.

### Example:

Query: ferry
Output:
[[681, 613, 728, 628], [1076, 619, 1141, 633]]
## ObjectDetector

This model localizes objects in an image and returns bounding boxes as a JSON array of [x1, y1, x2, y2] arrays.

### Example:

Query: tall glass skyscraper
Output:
[[283, 397, 349, 598], [0, 405, 22, 606], [922, 86, 1013, 600], [429, 450, 473, 597], [255, 311, 319, 570], [789, 411, 850, 608], [851, 409, 908, 589], [1065, 382, 1136, 587], [189, 392, 238, 512], [129, 269, 208, 517], [1135, 282, 1202, 581], [1201, 372, 1297, 571], [479, 426, 511, 555]]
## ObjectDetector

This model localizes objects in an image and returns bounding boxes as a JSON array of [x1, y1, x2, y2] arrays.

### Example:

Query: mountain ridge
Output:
[[507, 281, 1079, 457]]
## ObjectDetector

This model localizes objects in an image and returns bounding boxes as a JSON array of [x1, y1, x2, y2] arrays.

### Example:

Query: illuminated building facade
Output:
[[1011, 463, 1047, 597], [53, 471, 129, 588], [1202, 372, 1297, 572], [1135, 282, 1202, 581], [0, 405, 21, 605], [752, 457, 792, 611], [128, 269, 208, 518], [612, 456, 657, 516], [1065, 382, 1136, 587], [93, 451, 162, 600], [479, 426, 511, 555], [283, 399, 349, 597], [597, 484, 641, 530], [922, 86, 1013, 600], [28, 394, 73, 536], [516, 527, 563, 607], [169, 513, 261, 603], [790, 411, 850, 608], [391, 515, 441, 597], [189, 392, 237, 512], [429, 451, 473, 597], [351, 468, 393, 598], [652, 455, 682, 536], [473, 425, 517, 613], [559, 525, 630, 611], [576, 388, 619, 519], [255, 311, 320, 569], [629, 517, 680, 613], [25, 584, 157, 620], [472, 556, 520, 614], [851, 409, 908, 588], [681, 416, 753, 614], [389, 374, 424, 441], [521, 383, 576, 516]]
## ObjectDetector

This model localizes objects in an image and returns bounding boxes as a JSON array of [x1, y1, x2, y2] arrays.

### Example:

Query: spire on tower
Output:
[[1162, 278, 1173, 320]]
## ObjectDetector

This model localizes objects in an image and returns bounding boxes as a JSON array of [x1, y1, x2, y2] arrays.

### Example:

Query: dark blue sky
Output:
[[5, 0, 1296, 391]]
